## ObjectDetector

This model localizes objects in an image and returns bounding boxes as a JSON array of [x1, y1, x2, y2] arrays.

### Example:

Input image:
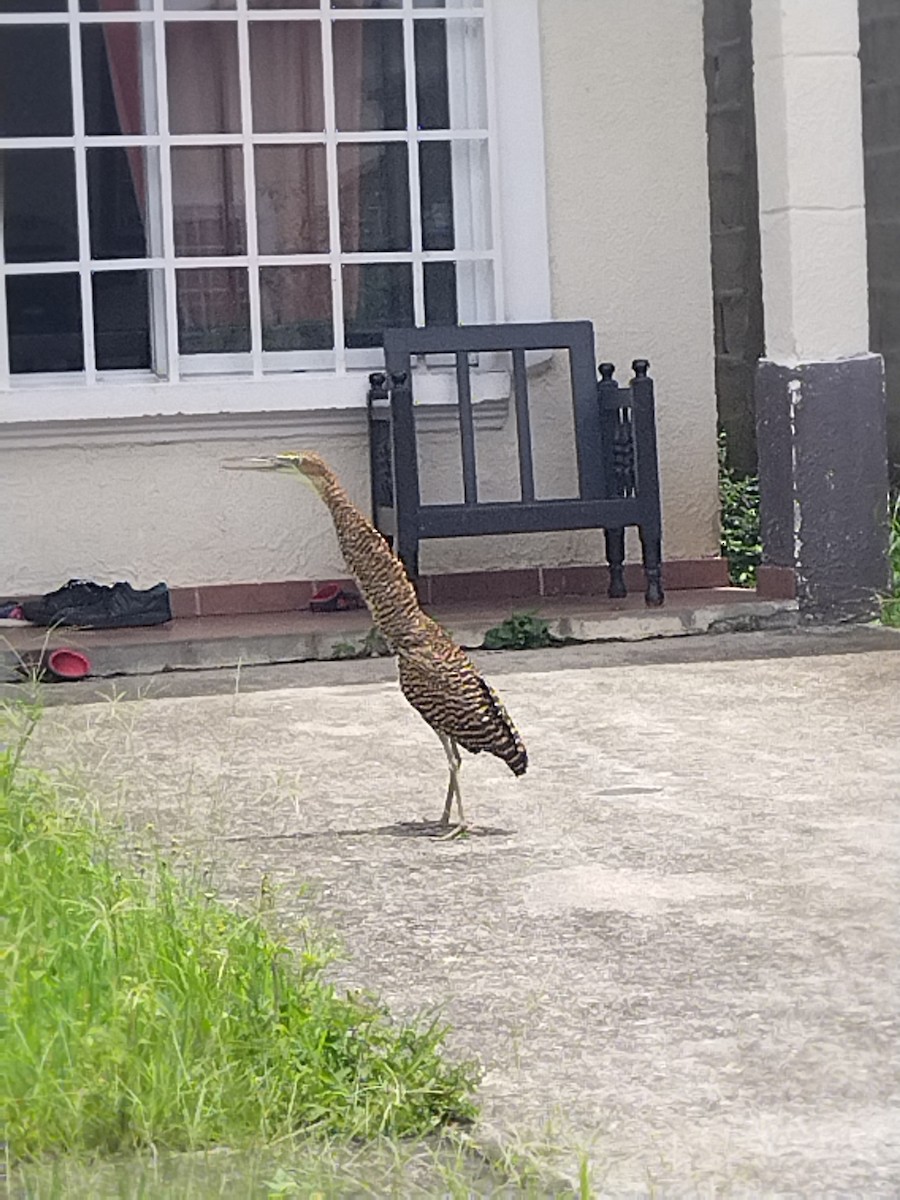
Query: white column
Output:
[[752, 0, 870, 363]]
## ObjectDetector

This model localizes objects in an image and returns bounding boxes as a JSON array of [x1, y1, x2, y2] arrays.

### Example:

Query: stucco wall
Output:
[[0, 0, 719, 596], [538, 0, 718, 572]]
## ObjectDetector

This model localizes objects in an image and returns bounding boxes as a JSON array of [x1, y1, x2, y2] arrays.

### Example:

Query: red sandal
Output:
[[309, 583, 364, 613]]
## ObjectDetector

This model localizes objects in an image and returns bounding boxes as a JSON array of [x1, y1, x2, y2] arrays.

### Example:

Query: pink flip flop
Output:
[[309, 583, 364, 613]]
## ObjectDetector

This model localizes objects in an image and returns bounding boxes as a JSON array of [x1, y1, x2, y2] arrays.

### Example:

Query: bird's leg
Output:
[[437, 734, 466, 836]]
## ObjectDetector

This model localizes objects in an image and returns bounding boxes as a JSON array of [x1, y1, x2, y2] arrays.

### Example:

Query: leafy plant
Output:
[[482, 611, 555, 651], [331, 638, 362, 660], [718, 432, 761, 587], [881, 488, 900, 627], [330, 627, 391, 660], [0, 702, 478, 1161]]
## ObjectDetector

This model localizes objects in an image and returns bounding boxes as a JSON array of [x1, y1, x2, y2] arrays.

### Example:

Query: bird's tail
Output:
[[480, 680, 528, 776], [502, 732, 528, 777]]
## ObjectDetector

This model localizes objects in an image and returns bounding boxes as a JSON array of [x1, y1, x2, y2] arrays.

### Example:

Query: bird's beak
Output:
[[221, 455, 284, 471]]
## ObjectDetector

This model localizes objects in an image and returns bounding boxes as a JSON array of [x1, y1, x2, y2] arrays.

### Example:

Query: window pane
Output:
[[3, 150, 78, 264], [419, 142, 452, 251], [343, 263, 412, 348], [333, 21, 404, 132], [2, 0, 67, 11], [250, 22, 323, 133], [176, 267, 250, 353], [255, 146, 328, 255], [338, 143, 409, 252], [7, 274, 83, 374], [415, 18, 485, 130], [423, 261, 456, 326], [93, 271, 153, 370], [166, 24, 240, 135], [88, 148, 159, 260], [420, 139, 490, 251], [164, 0, 234, 8], [260, 266, 332, 351], [80, 0, 152, 10], [250, 0, 317, 8], [414, 20, 447, 129], [0, 27, 71, 137], [172, 147, 246, 257], [82, 24, 157, 136], [331, 1, 401, 9]]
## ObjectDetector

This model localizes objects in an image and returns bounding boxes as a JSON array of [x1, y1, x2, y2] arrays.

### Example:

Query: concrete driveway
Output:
[[25, 629, 900, 1194]]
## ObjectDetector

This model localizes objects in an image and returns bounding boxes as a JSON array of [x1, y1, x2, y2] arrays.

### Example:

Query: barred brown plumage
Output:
[[223, 448, 528, 834]]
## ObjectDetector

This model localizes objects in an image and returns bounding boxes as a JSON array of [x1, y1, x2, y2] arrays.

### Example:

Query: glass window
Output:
[[1, 3, 495, 381]]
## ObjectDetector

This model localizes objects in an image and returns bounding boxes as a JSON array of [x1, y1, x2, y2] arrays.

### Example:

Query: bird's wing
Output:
[[397, 647, 527, 776]]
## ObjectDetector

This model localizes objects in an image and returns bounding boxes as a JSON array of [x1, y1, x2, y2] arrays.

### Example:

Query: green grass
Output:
[[8, 1132, 587, 1198], [0, 700, 478, 1164], [881, 490, 900, 627]]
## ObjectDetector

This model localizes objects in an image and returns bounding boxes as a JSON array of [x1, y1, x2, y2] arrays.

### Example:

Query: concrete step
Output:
[[0, 588, 799, 683]]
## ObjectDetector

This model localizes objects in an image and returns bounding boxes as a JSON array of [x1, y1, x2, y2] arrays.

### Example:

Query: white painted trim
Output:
[[0, 382, 511, 448], [490, 0, 550, 322], [0, 367, 512, 426]]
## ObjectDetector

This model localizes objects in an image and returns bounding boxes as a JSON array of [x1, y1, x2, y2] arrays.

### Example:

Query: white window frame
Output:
[[0, 0, 550, 429]]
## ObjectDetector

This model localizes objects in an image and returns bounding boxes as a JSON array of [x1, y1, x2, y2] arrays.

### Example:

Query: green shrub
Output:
[[881, 489, 900, 627], [0, 703, 478, 1162], [331, 627, 391, 660], [718, 433, 761, 587], [482, 612, 555, 651]]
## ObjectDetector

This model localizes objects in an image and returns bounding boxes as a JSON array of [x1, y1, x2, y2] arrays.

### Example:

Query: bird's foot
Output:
[[437, 822, 469, 841]]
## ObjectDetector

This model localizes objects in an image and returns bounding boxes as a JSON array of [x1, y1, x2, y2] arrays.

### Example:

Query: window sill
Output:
[[0, 369, 512, 448]]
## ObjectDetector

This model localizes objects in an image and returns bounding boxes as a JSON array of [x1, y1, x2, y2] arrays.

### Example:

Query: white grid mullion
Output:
[[0, 128, 486, 152], [0, 8, 484, 24], [403, 5, 425, 327], [0, 138, 76, 150], [68, 0, 96, 383], [0, 11, 152, 22], [0, 11, 70, 23], [235, 0, 263, 378], [321, 1, 345, 372], [4, 249, 495, 275], [153, 0, 179, 382], [330, 7, 484, 18]]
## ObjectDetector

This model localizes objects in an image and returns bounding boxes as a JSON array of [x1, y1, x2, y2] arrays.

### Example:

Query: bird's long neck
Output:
[[316, 471, 428, 650]]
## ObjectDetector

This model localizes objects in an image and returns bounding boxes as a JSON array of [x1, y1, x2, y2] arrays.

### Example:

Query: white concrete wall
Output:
[[752, 0, 870, 363], [0, 0, 719, 595], [539, 0, 719, 570]]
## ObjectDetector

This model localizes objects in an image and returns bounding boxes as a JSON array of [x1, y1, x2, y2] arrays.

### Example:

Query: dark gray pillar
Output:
[[756, 354, 890, 620], [860, 0, 900, 466], [703, 0, 764, 475]]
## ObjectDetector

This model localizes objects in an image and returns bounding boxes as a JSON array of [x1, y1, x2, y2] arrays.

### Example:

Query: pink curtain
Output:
[[100, 0, 146, 206], [99, 10, 365, 343]]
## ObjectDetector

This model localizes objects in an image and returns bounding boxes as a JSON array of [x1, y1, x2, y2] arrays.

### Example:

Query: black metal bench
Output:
[[366, 321, 664, 606]]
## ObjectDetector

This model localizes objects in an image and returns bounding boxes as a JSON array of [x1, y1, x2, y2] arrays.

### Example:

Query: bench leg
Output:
[[605, 528, 627, 598], [396, 528, 420, 582], [640, 527, 664, 607]]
